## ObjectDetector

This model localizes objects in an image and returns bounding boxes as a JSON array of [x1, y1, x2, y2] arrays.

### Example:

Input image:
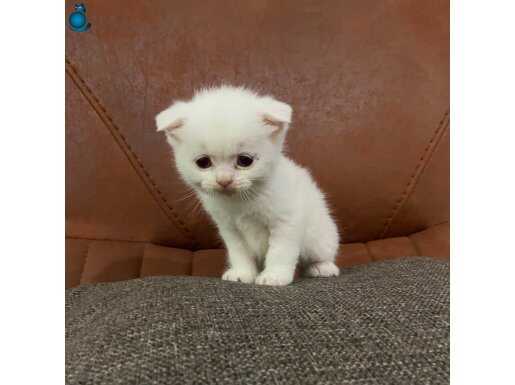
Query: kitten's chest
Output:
[[205, 197, 272, 258], [234, 210, 270, 258]]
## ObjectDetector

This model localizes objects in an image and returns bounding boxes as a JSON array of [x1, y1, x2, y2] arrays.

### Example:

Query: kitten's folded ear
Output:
[[260, 97, 293, 139], [155, 101, 187, 141]]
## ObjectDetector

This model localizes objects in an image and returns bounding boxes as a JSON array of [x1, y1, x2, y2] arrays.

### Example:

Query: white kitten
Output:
[[156, 85, 340, 286]]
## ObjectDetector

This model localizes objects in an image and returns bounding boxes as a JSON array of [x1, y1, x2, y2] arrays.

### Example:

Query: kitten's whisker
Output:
[[190, 198, 202, 218], [246, 187, 259, 201], [175, 190, 197, 202]]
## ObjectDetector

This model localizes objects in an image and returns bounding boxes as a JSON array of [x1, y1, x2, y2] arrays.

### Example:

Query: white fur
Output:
[[156, 85, 340, 286]]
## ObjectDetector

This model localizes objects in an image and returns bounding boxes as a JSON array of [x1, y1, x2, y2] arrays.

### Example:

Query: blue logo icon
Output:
[[69, 3, 91, 32]]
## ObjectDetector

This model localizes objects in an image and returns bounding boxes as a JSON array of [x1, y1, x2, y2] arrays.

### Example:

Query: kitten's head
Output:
[[156, 86, 292, 197]]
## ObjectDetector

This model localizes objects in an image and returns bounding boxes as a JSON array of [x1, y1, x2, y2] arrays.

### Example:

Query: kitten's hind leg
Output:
[[304, 261, 339, 277], [301, 217, 340, 278]]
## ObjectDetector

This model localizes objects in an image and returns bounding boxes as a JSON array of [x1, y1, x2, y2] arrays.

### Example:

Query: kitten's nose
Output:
[[217, 178, 233, 189]]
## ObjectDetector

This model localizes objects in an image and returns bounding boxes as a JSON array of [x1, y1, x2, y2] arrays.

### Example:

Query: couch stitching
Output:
[[65, 58, 195, 246], [379, 110, 449, 238]]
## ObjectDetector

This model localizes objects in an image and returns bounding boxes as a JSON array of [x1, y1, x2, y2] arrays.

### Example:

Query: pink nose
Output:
[[217, 179, 232, 188]]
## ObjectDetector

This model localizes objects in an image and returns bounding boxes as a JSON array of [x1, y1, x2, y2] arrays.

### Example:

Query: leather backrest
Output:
[[66, 0, 449, 286]]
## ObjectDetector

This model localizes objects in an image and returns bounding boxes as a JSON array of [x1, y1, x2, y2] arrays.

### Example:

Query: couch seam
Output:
[[407, 235, 421, 256], [66, 236, 149, 244], [379, 110, 449, 239], [78, 242, 90, 285], [364, 242, 375, 262], [427, 220, 450, 228], [139, 244, 147, 278], [65, 58, 195, 247]]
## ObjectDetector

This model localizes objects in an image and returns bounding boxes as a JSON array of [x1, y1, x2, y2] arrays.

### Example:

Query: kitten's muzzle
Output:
[[216, 177, 233, 189]]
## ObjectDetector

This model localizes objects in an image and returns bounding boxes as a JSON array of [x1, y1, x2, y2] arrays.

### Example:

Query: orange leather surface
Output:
[[66, 223, 449, 288], [65, 0, 449, 288]]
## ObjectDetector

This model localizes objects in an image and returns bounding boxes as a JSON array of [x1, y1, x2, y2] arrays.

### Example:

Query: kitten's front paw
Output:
[[255, 269, 294, 286], [222, 267, 257, 284]]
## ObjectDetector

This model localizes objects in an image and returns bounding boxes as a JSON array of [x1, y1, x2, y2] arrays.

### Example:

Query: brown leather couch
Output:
[[65, 0, 449, 289]]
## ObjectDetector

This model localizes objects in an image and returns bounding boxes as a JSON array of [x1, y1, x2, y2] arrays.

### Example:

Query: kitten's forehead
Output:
[[183, 109, 264, 156], [186, 127, 261, 158], [169, 85, 285, 157], [202, 136, 242, 158]]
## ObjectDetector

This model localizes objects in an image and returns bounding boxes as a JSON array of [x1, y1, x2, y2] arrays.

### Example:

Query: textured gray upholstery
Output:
[[66, 258, 449, 385]]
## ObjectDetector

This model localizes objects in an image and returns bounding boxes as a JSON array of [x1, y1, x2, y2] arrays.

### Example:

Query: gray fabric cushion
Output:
[[66, 258, 449, 385]]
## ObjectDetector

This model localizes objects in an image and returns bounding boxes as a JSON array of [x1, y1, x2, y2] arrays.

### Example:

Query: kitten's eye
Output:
[[236, 154, 254, 168], [195, 156, 212, 169]]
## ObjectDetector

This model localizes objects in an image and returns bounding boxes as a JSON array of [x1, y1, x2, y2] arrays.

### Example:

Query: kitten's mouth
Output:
[[214, 186, 250, 198], [217, 188, 237, 196], [198, 183, 252, 198], [198, 185, 237, 196]]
